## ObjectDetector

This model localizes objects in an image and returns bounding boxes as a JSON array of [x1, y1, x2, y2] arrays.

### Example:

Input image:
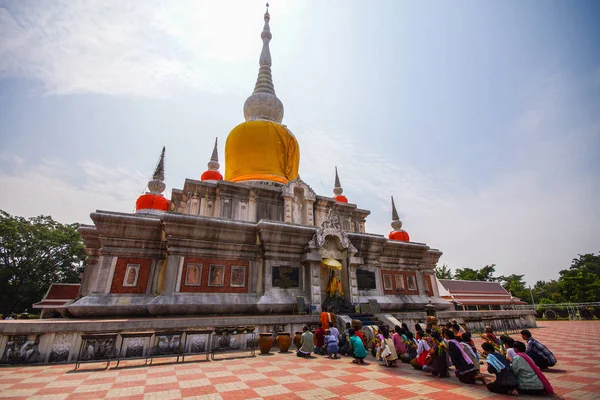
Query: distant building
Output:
[[32, 283, 80, 318], [437, 279, 527, 311]]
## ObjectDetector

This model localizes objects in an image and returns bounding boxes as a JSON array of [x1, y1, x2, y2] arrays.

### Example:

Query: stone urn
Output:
[[258, 333, 274, 354], [276, 332, 292, 353], [293, 331, 303, 350]]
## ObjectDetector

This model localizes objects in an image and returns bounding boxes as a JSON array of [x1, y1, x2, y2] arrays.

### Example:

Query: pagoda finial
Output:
[[201, 138, 223, 181], [391, 196, 402, 230], [209, 137, 219, 169], [243, 4, 284, 123], [333, 166, 348, 203], [334, 166, 343, 194], [148, 147, 166, 194]]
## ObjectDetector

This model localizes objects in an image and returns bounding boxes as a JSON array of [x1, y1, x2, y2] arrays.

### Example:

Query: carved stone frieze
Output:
[[125, 337, 144, 358], [1, 335, 40, 364], [308, 209, 357, 253], [49, 333, 73, 363], [80, 337, 116, 361], [188, 334, 208, 353]]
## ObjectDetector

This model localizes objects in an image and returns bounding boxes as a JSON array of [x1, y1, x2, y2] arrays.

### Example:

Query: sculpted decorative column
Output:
[[283, 196, 293, 223], [348, 254, 362, 305]]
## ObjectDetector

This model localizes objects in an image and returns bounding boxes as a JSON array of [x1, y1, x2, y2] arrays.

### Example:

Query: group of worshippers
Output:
[[297, 318, 556, 397]]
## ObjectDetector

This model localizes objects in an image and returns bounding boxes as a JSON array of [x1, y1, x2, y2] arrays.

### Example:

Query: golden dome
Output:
[[225, 120, 299, 184]]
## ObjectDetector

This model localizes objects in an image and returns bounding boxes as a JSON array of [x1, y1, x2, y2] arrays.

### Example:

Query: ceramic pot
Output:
[[276, 332, 292, 353], [293, 331, 303, 350], [258, 333, 274, 354]]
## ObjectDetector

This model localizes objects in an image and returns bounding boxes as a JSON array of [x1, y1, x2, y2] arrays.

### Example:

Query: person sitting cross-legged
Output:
[[349, 328, 368, 364], [511, 341, 555, 396], [481, 342, 519, 395], [520, 330, 556, 370], [296, 325, 314, 358]]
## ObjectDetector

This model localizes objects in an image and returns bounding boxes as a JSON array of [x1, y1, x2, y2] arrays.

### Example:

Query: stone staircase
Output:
[[347, 313, 384, 328]]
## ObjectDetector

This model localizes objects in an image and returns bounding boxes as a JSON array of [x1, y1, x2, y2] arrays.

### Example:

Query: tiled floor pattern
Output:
[[1, 321, 599, 399]]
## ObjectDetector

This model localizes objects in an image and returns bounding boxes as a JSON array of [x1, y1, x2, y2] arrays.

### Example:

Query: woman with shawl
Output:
[[445, 330, 479, 384], [460, 333, 484, 382], [511, 341, 554, 396], [481, 342, 518, 395], [422, 331, 449, 377]]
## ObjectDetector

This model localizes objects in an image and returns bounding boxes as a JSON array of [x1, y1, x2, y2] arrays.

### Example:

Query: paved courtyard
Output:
[[0, 321, 599, 400]]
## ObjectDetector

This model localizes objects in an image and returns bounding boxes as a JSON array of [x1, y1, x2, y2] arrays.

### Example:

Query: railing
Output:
[[505, 302, 600, 320]]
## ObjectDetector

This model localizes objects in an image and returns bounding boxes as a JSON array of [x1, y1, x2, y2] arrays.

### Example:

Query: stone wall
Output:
[[0, 315, 319, 365], [376, 309, 537, 333]]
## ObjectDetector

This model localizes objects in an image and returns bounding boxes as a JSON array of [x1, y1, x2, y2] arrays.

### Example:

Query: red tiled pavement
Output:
[[0, 321, 599, 399]]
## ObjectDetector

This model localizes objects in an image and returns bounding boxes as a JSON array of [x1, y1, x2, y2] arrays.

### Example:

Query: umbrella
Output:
[[322, 258, 342, 270]]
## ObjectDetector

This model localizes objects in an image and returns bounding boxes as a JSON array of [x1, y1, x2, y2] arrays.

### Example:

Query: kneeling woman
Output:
[[481, 342, 518, 395], [445, 330, 480, 384], [511, 341, 554, 396], [422, 331, 449, 377]]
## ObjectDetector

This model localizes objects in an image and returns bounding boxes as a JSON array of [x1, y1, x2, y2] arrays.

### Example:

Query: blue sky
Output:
[[1, 0, 599, 284]]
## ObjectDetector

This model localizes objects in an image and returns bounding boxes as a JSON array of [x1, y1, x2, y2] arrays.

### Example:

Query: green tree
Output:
[[532, 280, 565, 304], [496, 274, 529, 303], [454, 264, 497, 281], [435, 264, 453, 279], [557, 253, 600, 303], [0, 210, 86, 315]]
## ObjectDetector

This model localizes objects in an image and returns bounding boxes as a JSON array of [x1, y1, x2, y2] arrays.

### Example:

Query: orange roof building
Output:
[[437, 279, 527, 310]]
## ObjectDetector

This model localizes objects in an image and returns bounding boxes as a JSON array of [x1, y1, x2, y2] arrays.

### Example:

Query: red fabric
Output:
[[334, 195, 348, 203], [136, 194, 169, 211], [315, 328, 326, 347], [389, 230, 410, 242], [415, 350, 429, 367], [201, 170, 223, 181]]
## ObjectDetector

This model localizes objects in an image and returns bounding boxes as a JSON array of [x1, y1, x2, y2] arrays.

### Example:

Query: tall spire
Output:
[[389, 195, 410, 242], [243, 3, 284, 123], [201, 137, 223, 181], [334, 167, 342, 194], [391, 195, 400, 223], [209, 137, 219, 170], [148, 147, 166, 194], [333, 166, 348, 203], [136, 146, 169, 214]]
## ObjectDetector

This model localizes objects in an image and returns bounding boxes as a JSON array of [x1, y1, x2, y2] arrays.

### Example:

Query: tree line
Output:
[[434, 253, 600, 305], [0, 210, 86, 316]]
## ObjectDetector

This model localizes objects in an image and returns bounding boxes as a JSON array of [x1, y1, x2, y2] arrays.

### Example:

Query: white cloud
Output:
[[0, 157, 147, 223], [0, 0, 301, 97]]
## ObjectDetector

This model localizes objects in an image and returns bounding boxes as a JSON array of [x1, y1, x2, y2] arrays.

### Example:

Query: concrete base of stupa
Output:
[[0, 309, 535, 365]]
